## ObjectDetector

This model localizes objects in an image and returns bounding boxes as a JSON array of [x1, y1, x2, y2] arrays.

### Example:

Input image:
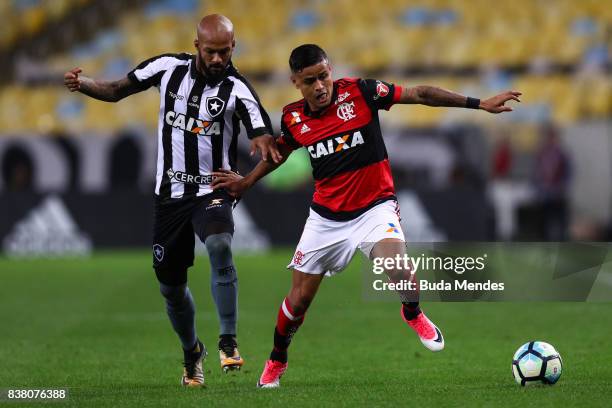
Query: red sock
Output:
[[270, 298, 305, 362], [276, 297, 304, 336]]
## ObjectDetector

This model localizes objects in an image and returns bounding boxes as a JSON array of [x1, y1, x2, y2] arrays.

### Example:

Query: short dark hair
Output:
[[289, 44, 328, 73]]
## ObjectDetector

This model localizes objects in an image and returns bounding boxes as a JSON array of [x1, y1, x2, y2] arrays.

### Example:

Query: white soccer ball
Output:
[[512, 341, 563, 386]]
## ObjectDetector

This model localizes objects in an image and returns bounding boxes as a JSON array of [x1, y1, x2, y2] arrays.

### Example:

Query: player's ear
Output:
[[290, 74, 299, 89], [231, 39, 235, 49], [193, 38, 199, 49]]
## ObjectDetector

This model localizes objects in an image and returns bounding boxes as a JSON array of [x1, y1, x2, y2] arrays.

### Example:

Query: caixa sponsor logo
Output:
[[307, 130, 365, 159], [165, 111, 221, 135], [167, 169, 214, 184]]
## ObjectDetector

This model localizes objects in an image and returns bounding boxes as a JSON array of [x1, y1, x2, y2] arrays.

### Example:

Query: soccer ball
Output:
[[512, 341, 563, 386]]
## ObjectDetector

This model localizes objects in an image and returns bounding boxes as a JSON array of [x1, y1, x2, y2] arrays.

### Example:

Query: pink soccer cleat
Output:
[[257, 359, 288, 388], [401, 307, 445, 352]]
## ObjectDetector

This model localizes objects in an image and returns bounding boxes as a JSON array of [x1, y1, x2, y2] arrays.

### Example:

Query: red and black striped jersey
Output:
[[279, 77, 402, 220]]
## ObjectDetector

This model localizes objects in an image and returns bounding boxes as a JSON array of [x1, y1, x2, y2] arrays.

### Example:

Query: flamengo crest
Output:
[[336, 101, 356, 122]]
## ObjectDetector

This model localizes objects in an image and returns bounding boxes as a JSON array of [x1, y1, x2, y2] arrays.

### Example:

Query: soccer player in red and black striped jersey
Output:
[[213, 44, 521, 388]]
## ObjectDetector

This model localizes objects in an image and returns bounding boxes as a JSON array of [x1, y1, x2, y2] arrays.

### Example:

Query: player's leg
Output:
[[363, 203, 444, 351], [272, 269, 324, 360], [258, 210, 355, 388], [354, 201, 444, 351], [204, 232, 243, 371], [153, 198, 206, 387], [158, 281, 206, 386], [204, 233, 236, 336], [370, 238, 444, 350], [192, 192, 243, 371], [258, 269, 324, 388], [159, 281, 197, 351]]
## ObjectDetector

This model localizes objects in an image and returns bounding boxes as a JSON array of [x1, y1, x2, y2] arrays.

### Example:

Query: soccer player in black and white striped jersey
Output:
[[64, 14, 280, 387]]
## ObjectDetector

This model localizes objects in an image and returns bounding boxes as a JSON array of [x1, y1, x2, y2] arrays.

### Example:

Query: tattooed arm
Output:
[[64, 68, 143, 102], [399, 85, 522, 114]]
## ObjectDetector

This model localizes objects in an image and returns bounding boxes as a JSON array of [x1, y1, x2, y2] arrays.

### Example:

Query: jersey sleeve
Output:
[[127, 54, 176, 91], [358, 78, 403, 111], [277, 119, 301, 151], [233, 78, 273, 139]]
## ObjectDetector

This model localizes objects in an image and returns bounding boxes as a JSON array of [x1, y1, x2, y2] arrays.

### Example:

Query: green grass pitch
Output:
[[1, 250, 611, 407]]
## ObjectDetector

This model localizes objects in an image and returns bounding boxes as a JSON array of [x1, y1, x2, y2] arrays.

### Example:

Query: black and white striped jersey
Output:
[[127, 53, 272, 201]]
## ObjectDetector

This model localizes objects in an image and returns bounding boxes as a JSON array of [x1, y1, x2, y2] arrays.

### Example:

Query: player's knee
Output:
[[206, 233, 236, 285], [160, 282, 188, 304], [205, 233, 233, 263]]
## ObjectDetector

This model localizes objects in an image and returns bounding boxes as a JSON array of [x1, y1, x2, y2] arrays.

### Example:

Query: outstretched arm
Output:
[[64, 67, 143, 102], [399, 86, 521, 113], [212, 142, 293, 197]]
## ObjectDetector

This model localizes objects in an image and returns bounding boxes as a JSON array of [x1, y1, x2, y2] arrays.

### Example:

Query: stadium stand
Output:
[[0, 0, 609, 133], [0, 0, 92, 49]]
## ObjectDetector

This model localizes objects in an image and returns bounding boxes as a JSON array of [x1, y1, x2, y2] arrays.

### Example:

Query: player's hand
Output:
[[64, 67, 83, 92], [480, 90, 522, 114], [250, 134, 282, 163], [211, 169, 246, 198]]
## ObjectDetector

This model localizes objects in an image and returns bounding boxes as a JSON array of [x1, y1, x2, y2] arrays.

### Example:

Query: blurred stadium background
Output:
[[0, 0, 610, 256]]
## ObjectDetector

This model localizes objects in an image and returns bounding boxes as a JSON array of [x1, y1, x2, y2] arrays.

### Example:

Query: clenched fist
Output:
[[64, 67, 82, 92]]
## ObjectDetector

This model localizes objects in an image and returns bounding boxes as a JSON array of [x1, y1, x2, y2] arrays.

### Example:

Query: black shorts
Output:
[[152, 190, 234, 285]]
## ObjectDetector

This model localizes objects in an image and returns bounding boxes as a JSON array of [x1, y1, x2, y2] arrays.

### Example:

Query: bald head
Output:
[[194, 14, 235, 79], [197, 14, 234, 43]]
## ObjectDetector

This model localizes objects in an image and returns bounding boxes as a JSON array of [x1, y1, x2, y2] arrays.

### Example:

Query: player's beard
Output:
[[198, 53, 227, 84]]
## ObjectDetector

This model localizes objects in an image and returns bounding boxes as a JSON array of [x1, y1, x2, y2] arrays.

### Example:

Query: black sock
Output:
[[402, 302, 421, 321], [269, 328, 290, 363], [219, 334, 236, 347], [183, 339, 202, 361], [270, 348, 288, 364]]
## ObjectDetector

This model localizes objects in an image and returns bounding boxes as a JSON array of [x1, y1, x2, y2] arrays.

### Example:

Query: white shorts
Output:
[[288, 200, 405, 276]]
